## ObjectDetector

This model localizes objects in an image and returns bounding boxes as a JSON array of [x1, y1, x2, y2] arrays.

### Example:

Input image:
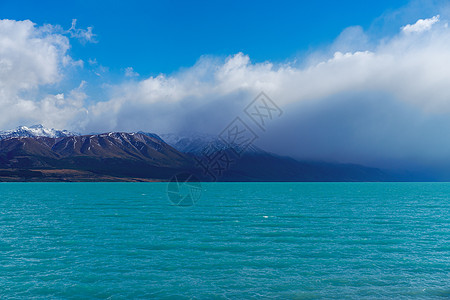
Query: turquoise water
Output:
[[0, 182, 449, 299]]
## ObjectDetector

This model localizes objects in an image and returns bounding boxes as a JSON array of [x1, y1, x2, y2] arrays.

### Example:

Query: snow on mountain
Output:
[[0, 125, 264, 156], [0, 125, 78, 139]]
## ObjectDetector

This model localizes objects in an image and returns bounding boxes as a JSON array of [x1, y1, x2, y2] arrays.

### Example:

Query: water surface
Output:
[[0, 182, 449, 299]]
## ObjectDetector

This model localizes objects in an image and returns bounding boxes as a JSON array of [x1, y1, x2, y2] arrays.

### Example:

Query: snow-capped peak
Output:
[[0, 124, 78, 139]]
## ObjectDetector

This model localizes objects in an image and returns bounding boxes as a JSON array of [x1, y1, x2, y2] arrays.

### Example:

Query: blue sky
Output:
[[1, 0, 413, 76], [2, 0, 450, 171]]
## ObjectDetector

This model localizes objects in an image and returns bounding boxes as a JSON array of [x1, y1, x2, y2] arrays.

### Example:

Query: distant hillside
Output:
[[0, 126, 425, 182]]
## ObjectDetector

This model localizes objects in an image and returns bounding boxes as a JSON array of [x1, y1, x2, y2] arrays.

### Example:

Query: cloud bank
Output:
[[3, 13, 450, 173], [0, 19, 87, 130]]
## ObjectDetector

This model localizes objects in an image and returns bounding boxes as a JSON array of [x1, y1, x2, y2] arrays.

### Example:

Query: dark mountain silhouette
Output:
[[0, 129, 428, 182], [0, 132, 194, 181]]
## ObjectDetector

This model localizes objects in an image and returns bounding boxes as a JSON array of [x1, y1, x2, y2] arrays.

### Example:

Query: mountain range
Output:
[[0, 125, 428, 182]]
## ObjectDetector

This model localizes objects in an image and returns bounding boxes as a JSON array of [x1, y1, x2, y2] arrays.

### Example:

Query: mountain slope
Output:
[[0, 132, 194, 180], [159, 132, 264, 155], [158, 133, 417, 182], [0, 128, 428, 182]]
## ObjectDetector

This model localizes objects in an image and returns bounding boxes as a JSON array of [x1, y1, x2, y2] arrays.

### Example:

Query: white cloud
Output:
[[67, 19, 96, 44], [402, 15, 440, 33], [88, 58, 98, 66], [124, 67, 139, 77], [0, 19, 87, 129], [85, 17, 450, 134], [0, 20, 68, 92]]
